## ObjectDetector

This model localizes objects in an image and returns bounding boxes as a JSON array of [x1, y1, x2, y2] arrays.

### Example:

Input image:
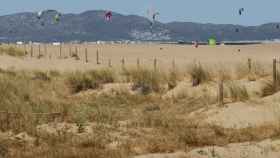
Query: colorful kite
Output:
[[238, 8, 244, 16], [105, 11, 112, 21]]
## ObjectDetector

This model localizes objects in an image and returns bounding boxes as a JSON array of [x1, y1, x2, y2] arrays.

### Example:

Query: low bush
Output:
[[66, 69, 116, 93]]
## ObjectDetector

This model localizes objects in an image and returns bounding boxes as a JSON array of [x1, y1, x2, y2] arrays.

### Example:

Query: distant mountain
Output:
[[0, 10, 280, 42]]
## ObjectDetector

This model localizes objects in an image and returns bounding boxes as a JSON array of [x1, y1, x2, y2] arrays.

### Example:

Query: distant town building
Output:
[[52, 42, 61, 46], [16, 41, 23, 45]]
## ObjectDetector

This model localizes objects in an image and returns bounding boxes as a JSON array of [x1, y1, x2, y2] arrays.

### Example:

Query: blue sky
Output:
[[1, 0, 280, 25]]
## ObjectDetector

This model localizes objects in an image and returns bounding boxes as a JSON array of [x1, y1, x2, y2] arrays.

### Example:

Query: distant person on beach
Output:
[[194, 41, 199, 48]]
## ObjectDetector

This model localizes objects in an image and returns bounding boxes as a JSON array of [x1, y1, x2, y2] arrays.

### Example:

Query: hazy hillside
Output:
[[0, 10, 279, 42]]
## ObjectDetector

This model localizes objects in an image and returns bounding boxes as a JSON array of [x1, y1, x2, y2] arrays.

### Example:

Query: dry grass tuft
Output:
[[32, 71, 51, 81], [48, 70, 61, 78], [226, 81, 249, 102], [261, 80, 275, 97], [218, 68, 233, 81], [66, 69, 116, 93], [235, 61, 269, 80], [0, 46, 25, 57], [165, 69, 182, 90], [235, 62, 250, 79], [251, 61, 270, 78], [188, 63, 212, 86], [261, 72, 280, 97], [70, 53, 80, 60], [0, 70, 69, 133], [124, 68, 165, 94]]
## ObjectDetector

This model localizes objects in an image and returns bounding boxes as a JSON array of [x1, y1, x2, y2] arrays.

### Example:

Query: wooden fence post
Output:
[[69, 46, 72, 57], [121, 58, 125, 70], [38, 45, 41, 58], [96, 50, 100, 64], [44, 44, 47, 57], [6, 110, 10, 130], [218, 79, 224, 106], [75, 46, 78, 57], [34, 115, 39, 146], [59, 44, 62, 58], [24, 44, 27, 56], [172, 59, 176, 70], [49, 47, 52, 59], [137, 58, 140, 69], [273, 58, 278, 92], [108, 59, 112, 67], [85, 48, 88, 63], [30, 45, 33, 57], [248, 58, 252, 73], [153, 58, 157, 71]]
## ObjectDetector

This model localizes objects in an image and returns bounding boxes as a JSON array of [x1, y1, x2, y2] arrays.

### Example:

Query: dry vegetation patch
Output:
[[66, 69, 116, 93], [0, 64, 278, 157], [188, 63, 212, 86], [123, 68, 166, 94], [0, 45, 25, 57], [261, 72, 280, 97], [225, 81, 249, 102]]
